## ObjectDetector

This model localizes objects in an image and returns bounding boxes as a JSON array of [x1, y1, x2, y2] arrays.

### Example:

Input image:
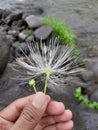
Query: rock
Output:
[[7, 30, 19, 44], [9, 46, 15, 63], [31, 6, 44, 15], [87, 57, 98, 83], [16, 19, 27, 27], [0, 9, 4, 19], [0, 32, 11, 75], [79, 108, 98, 130], [22, 6, 44, 15], [18, 32, 27, 41], [88, 4, 93, 9], [79, 69, 94, 82], [65, 76, 87, 88], [33, 25, 53, 40], [11, 20, 27, 30], [90, 89, 98, 102], [13, 41, 20, 48], [15, 42, 29, 57], [21, 5, 44, 16], [6, 34, 16, 43], [87, 44, 98, 57], [0, 64, 33, 107], [8, 30, 19, 36], [5, 10, 23, 24], [26, 35, 34, 42], [1, 9, 12, 19], [0, 25, 9, 32], [25, 15, 43, 28]]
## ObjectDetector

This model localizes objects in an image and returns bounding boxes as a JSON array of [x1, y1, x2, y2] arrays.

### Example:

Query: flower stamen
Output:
[[43, 67, 52, 75], [29, 79, 37, 93]]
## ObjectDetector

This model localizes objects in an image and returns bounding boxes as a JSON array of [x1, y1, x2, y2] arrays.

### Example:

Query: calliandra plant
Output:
[[16, 37, 82, 94]]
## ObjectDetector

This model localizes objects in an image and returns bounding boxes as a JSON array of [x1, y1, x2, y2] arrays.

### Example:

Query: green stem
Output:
[[33, 85, 37, 93], [44, 74, 49, 94]]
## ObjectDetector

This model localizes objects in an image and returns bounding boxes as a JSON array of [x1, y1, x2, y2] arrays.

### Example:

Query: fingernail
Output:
[[32, 92, 46, 109]]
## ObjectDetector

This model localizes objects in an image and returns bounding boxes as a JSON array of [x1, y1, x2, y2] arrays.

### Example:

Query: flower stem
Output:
[[44, 74, 49, 94], [33, 84, 37, 93], [29, 79, 37, 93]]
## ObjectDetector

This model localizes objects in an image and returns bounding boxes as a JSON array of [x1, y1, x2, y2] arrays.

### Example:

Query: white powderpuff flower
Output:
[[16, 37, 82, 92]]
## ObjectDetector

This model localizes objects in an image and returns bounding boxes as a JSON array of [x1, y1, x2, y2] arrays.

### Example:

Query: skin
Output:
[[0, 93, 73, 130]]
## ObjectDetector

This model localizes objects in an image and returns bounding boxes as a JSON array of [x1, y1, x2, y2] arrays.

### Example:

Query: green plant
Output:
[[74, 87, 98, 109], [43, 17, 79, 56], [25, 28, 33, 37], [43, 17, 74, 45]]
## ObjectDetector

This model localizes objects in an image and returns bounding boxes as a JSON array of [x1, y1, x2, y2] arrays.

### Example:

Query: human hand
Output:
[[0, 92, 73, 130]]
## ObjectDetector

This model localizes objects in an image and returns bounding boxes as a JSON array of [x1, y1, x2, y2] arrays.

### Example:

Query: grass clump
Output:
[[43, 17, 74, 45], [43, 16, 79, 56]]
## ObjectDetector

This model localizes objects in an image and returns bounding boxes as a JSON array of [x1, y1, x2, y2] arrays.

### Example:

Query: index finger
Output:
[[0, 94, 35, 121]]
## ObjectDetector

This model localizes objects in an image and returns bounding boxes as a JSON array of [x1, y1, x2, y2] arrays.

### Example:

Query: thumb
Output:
[[11, 92, 50, 130]]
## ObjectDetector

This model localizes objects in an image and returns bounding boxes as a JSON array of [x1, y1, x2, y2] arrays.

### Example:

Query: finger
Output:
[[0, 94, 35, 121], [44, 120, 74, 130], [36, 109, 72, 129], [53, 109, 73, 122], [10, 92, 50, 130], [46, 101, 65, 115], [0, 116, 14, 130]]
